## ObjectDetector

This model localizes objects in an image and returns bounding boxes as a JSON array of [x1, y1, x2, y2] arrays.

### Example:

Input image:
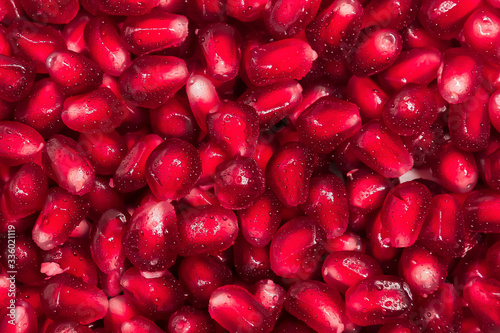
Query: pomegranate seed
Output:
[[185, 0, 226, 24], [431, 142, 478, 193], [121, 200, 179, 272], [121, 10, 189, 56], [14, 78, 65, 138], [121, 315, 165, 333], [378, 47, 441, 92], [237, 189, 282, 247], [285, 280, 346, 332], [149, 96, 199, 143], [84, 17, 131, 76], [419, 194, 465, 257], [418, 0, 482, 40], [363, 0, 419, 30], [300, 174, 349, 239], [214, 156, 265, 210], [226, 0, 268, 22], [351, 120, 414, 178], [346, 275, 414, 326], [177, 205, 238, 256], [46, 50, 103, 96], [306, 0, 363, 61], [437, 48, 483, 105], [40, 273, 108, 325], [378, 320, 420, 333], [463, 278, 500, 332], [145, 138, 202, 201], [382, 84, 438, 136], [197, 139, 228, 187], [62, 13, 91, 53], [264, 0, 321, 39], [45, 321, 93, 333], [296, 96, 361, 154], [0, 300, 38, 333], [32, 187, 89, 251], [120, 267, 186, 319], [208, 284, 270, 332], [270, 216, 325, 279], [489, 89, 500, 134], [168, 306, 215, 333], [178, 255, 232, 307], [346, 75, 388, 120], [0, 55, 35, 103], [96, 0, 160, 16], [325, 231, 365, 253], [119, 55, 189, 109], [413, 283, 462, 332], [233, 237, 274, 282], [0, 234, 45, 285], [346, 168, 393, 214], [207, 100, 259, 157], [238, 80, 303, 129], [401, 21, 452, 51], [462, 189, 500, 233], [252, 279, 285, 330], [20, 0, 79, 24], [347, 28, 403, 77], [87, 176, 125, 221], [246, 38, 318, 86], [103, 295, 139, 331], [322, 251, 382, 294], [185, 73, 220, 133], [6, 20, 66, 74], [266, 142, 314, 207]]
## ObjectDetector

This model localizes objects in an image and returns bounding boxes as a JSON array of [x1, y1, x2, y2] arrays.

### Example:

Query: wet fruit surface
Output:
[[2, 1, 500, 332]]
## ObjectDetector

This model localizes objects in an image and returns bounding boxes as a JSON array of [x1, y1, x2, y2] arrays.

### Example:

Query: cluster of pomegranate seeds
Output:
[[2, 0, 500, 332]]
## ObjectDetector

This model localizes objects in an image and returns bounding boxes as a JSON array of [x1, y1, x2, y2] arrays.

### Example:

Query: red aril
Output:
[[463, 278, 500, 332], [363, 0, 419, 30], [233, 237, 274, 282], [265, 0, 321, 39], [168, 306, 215, 333], [0, 54, 35, 102], [346, 75, 388, 120], [462, 189, 500, 233], [78, 131, 126, 175], [20, 0, 79, 24]]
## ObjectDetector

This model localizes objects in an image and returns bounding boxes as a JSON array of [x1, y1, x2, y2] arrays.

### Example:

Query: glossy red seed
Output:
[[401, 21, 452, 51], [20, 0, 79, 24], [237, 190, 282, 247], [78, 131, 126, 176], [14, 78, 64, 138], [246, 39, 318, 86], [6, 20, 66, 73], [145, 138, 201, 201], [226, 0, 268, 22], [363, 0, 419, 30], [346, 168, 392, 214], [214, 156, 265, 210], [45, 321, 93, 333], [177, 205, 238, 256], [122, 200, 179, 272], [437, 48, 483, 105], [346, 75, 388, 120], [84, 17, 131, 76], [32, 187, 89, 250], [121, 267, 186, 320], [300, 174, 349, 239], [452, 245, 490, 291], [62, 13, 91, 52], [270, 216, 326, 279], [185, 0, 227, 24], [209, 285, 270, 332], [40, 273, 108, 325], [419, 194, 465, 258], [347, 28, 402, 77], [168, 306, 215, 333], [296, 96, 361, 154], [185, 73, 220, 133], [487, 241, 500, 277], [121, 315, 165, 333], [418, 0, 482, 40], [198, 23, 241, 82], [345, 275, 414, 326], [265, 0, 321, 39], [351, 120, 414, 178], [325, 231, 365, 254], [96, 0, 159, 15], [207, 100, 259, 157], [119, 55, 189, 109], [462, 189, 500, 233], [285, 280, 346, 332], [1, 163, 47, 220], [122, 10, 189, 56], [381, 181, 432, 248], [42, 134, 95, 196], [448, 86, 490, 152], [87, 176, 125, 221], [238, 80, 303, 129], [233, 237, 274, 282], [252, 279, 286, 330], [266, 142, 315, 207], [149, 97, 199, 144], [62, 87, 125, 133], [0, 54, 35, 102], [399, 244, 447, 297], [90, 209, 128, 274], [113, 134, 163, 193], [322, 251, 382, 294], [0, 300, 37, 333], [378, 320, 420, 333], [306, 0, 363, 60], [378, 47, 441, 92], [431, 142, 478, 193], [382, 84, 438, 136], [489, 88, 500, 133], [0, 234, 45, 285], [463, 278, 500, 332], [46, 50, 103, 96]]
